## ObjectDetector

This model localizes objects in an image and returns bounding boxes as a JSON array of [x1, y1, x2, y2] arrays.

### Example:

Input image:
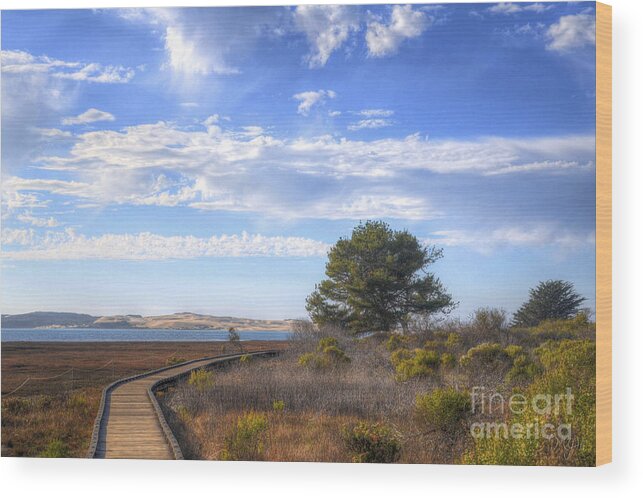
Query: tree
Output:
[[512, 280, 586, 327], [228, 327, 242, 352], [306, 220, 454, 334]]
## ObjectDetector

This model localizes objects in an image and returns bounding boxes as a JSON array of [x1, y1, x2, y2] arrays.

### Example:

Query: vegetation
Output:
[[343, 421, 401, 463], [188, 368, 214, 391], [306, 221, 454, 334], [221, 411, 269, 461], [415, 388, 470, 435], [512, 280, 586, 327]]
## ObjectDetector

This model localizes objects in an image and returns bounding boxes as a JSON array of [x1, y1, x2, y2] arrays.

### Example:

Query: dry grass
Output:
[[160, 335, 464, 463], [1, 341, 286, 457]]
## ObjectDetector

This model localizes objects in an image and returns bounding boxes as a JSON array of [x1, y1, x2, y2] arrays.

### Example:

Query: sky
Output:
[[0, 3, 597, 320]]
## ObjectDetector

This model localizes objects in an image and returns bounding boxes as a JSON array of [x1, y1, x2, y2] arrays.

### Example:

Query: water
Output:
[[0, 328, 293, 342]]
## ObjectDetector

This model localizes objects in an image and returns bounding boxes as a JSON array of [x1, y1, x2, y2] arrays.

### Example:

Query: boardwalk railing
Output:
[[86, 351, 279, 459]]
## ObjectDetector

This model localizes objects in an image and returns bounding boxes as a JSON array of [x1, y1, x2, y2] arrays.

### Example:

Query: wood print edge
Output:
[[595, 1, 612, 467]]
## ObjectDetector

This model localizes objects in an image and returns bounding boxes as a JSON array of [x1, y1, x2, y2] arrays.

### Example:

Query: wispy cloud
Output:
[[293, 89, 336, 115], [425, 225, 596, 254], [1, 229, 330, 260], [1, 50, 135, 83], [62, 108, 115, 125], [348, 118, 394, 131], [488, 3, 554, 15]]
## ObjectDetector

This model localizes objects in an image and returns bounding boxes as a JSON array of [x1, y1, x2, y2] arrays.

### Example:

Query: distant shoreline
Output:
[[1, 311, 293, 331]]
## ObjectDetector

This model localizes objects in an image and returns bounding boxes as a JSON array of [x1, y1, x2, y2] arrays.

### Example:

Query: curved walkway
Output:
[[88, 352, 275, 459]]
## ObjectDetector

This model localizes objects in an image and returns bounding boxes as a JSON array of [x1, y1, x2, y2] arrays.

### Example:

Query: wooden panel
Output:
[[595, 1, 612, 467]]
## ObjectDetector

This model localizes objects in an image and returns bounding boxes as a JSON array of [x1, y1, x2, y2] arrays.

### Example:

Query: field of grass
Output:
[[159, 314, 596, 465], [1, 341, 286, 458]]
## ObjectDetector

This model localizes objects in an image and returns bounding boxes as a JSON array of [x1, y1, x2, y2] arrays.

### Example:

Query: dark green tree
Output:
[[512, 280, 586, 327], [306, 221, 455, 334]]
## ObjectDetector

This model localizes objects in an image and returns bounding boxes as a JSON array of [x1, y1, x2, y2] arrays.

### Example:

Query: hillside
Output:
[[1, 312, 292, 331]]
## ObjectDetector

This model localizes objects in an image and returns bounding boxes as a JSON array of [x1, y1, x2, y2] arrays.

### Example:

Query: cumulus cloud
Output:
[[293, 5, 359, 68], [546, 14, 596, 53], [1, 229, 330, 260], [62, 108, 115, 125], [424, 225, 596, 254], [293, 89, 336, 115], [366, 5, 429, 57], [1, 50, 135, 83]]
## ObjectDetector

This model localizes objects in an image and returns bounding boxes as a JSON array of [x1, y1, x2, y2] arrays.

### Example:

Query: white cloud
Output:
[[366, 5, 429, 57], [425, 225, 595, 254], [348, 118, 394, 131], [62, 108, 115, 125], [546, 14, 596, 53], [1, 229, 330, 260], [488, 3, 553, 15], [293, 89, 336, 115], [164, 25, 240, 76], [16, 212, 59, 228], [356, 109, 395, 117], [1, 50, 135, 83], [1, 228, 35, 246], [293, 5, 359, 68], [4, 117, 594, 223]]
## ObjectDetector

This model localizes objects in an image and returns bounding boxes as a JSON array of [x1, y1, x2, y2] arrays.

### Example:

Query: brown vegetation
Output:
[[1, 341, 286, 457]]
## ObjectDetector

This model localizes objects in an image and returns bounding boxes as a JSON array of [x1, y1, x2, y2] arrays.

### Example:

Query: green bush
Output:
[[299, 338, 350, 370], [221, 411, 269, 461], [343, 421, 401, 463], [505, 353, 542, 385], [445, 332, 461, 349], [40, 439, 69, 458], [464, 339, 596, 466], [526, 313, 595, 342], [459, 342, 511, 370], [317, 336, 339, 351], [386, 333, 413, 351], [188, 368, 214, 391], [504, 345, 524, 358], [272, 400, 285, 412], [415, 388, 470, 435], [440, 352, 456, 369], [239, 354, 252, 364], [166, 355, 187, 366], [394, 349, 440, 381]]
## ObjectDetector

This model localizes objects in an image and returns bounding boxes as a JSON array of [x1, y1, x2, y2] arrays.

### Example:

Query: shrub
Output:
[[394, 349, 440, 381], [415, 388, 470, 435], [445, 332, 461, 349], [298, 338, 350, 370], [459, 342, 511, 370], [166, 355, 187, 366], [440, 352, 456, 369], [343, 421, 401, 463], [239, 354, 252, 364], [188, 368, 214, 391], [221, 411, 269, 461], [464, 340, 596, 466], [272, 400, 285, 412], [386, 333, 412, 351], [40, 439, 69, 458], [298, 352, 329, 370], [317, 336, 339, 351], [505, 353, 542, 385], [177, 405, 191, 423], [67, 392, 88, 410], [527, 313, 595, 342]]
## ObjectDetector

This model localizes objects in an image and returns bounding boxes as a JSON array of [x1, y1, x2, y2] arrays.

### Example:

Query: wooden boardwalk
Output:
[[89, 352, 273, 460]]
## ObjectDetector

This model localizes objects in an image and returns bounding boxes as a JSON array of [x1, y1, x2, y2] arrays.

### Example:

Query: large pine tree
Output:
[[512, 280, 585, 327]]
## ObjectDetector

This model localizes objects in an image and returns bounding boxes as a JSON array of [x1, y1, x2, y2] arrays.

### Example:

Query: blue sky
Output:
[[1, 3, 597, 320]]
